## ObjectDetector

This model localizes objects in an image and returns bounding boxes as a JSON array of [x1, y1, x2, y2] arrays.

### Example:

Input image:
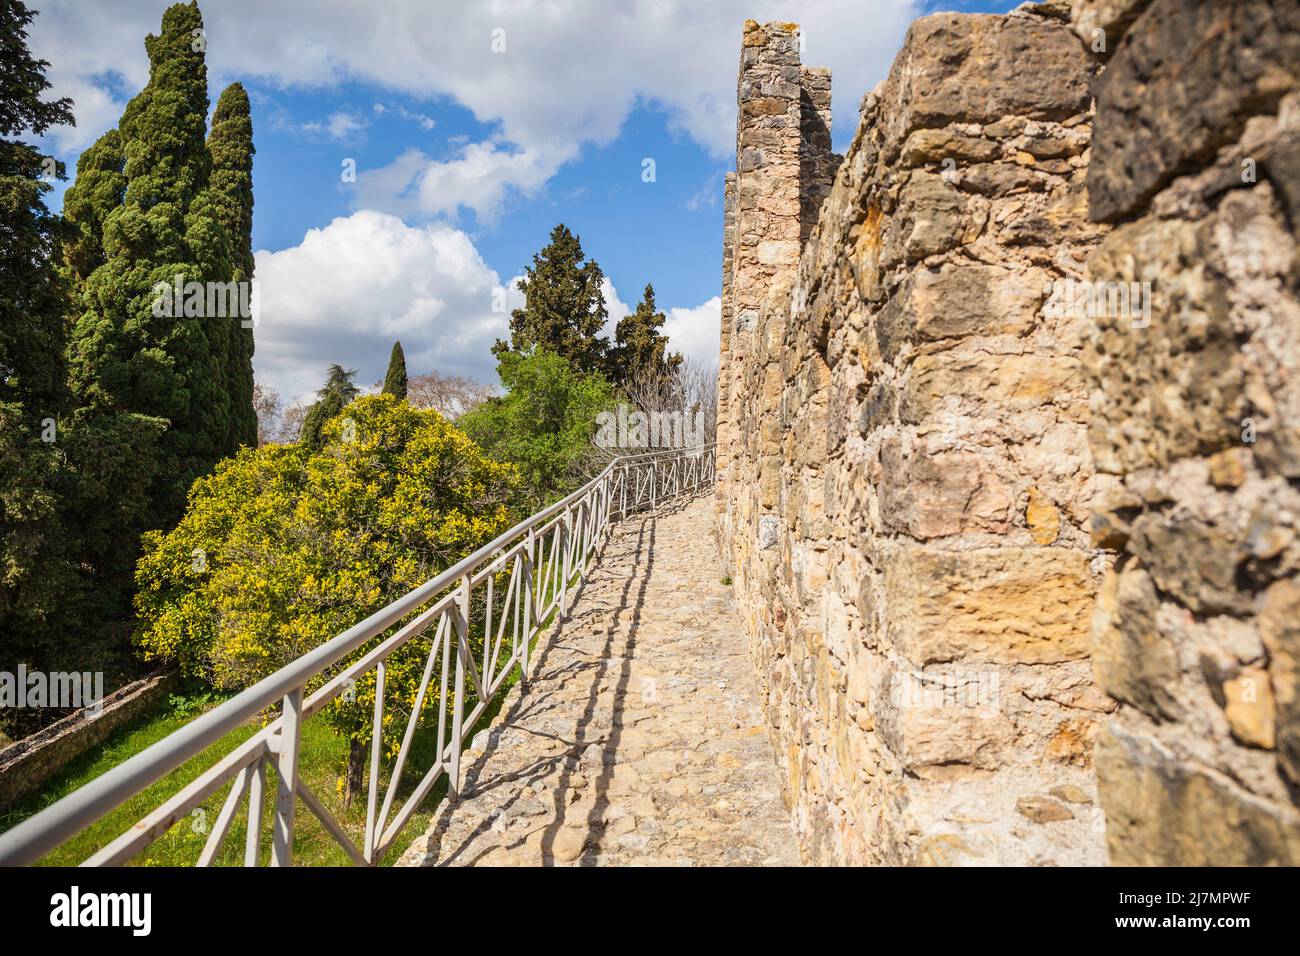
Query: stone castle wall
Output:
[[715, 0, 1300, 865], [1078, 0, 1300, 865]]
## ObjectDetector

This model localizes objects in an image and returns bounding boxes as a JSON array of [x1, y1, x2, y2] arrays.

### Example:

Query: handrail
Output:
[[0, 443, 715, 867]]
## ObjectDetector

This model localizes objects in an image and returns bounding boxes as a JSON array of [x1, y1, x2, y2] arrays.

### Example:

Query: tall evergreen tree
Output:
[[300, 365, 359, 450], [50, 2, 250, 666], [608, 282, 682, 387], [382, 341, 407, 400], [493, 224, 609, 375], [205, 82, 257, 451], [61, 129, 125, 286], [0, 0, 72, 421], [66, 1, 241, 525], [0, 0, 78, 694]]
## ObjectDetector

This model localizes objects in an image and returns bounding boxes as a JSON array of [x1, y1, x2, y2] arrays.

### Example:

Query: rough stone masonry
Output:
[[715, 0, 1300, 865]]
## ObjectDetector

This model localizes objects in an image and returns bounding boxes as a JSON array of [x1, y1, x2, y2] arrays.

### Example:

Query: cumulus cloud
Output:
[[355, 140, 568, 222], [251, 210, 514, 404], [29, 0, 921, 206], [250, 213, 708, 406], [663, 297, 721, 369]]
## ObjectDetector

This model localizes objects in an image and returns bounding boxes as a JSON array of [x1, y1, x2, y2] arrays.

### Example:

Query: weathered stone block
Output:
[[1083, 215, 1244, 473], [887, 173, 968, 264], [882, 13, 1093, 139], [889, 262, 1046, 341], [899, 128, 999, 167], [878, 443, 1013, 539], [1096, 722, 1300, 865], [900, 350, 1083, 425], [1088, 0, 1300, 222], [1089, 564, 1181, 720], [885, 545, 1094, 666], [1129, 512, 1249, 616]]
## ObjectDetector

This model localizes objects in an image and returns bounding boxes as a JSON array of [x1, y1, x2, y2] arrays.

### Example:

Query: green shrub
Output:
[[134, 394, 518, 800]]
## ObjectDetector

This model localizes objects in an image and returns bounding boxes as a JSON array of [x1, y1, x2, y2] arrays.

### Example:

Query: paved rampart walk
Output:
[[399, 495, 798, 866]]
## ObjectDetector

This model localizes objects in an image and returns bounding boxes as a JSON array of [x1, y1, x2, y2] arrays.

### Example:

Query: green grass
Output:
[[0, 699, 427, 866], [0, 550, 582, 867]]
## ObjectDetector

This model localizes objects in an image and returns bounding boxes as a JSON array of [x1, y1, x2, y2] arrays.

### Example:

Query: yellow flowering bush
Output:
[[135, 395, 518, 798]]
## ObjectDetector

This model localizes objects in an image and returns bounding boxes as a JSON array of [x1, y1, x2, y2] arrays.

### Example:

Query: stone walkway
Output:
[[398, 495, 799, 867]]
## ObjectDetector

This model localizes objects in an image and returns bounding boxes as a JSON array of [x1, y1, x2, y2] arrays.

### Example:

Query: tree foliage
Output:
[[493, 224, 609, 375], [381, 341, 407, 400], [300, 364, 359, 450], [205, 82, 257, 451], [134, 395, 519, 794], [0, 0, 93, 721], [607, 282, 682, 387], [52, 2, 258, 659], [460, 348, 616, 508], [63, 0, 256, 531], [0, 0, 73, 421]]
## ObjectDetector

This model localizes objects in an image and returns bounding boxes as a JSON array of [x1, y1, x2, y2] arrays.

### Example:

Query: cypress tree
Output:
[[493, 223, 609, 375], [608, 283, 682, 387], [54, 2, 242, 662], [66, 1, 237, 524], [300, 365, 359, 450], [206, 82, 257, 451], [61, 128, 125, 286], [382, 341, 408, 400]]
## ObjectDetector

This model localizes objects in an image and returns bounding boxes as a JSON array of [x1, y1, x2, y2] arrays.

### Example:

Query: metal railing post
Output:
[[559, 510, 570, 620], [244, 757, 265, 866], [522, 528, 534, 681], [270, 687, 302, 866], [448, 576, 469, 801], [363, 661, 385, 863]]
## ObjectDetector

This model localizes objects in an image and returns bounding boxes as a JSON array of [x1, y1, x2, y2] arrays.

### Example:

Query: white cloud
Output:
[[299, 111, 367, 142], [356, 140, 567, 222], [251, 210, 511, 404], [663, 296, 721, 369], [29, 0, 922, 205], [396, 105, 436, 130], [600, 282, 717, 369]]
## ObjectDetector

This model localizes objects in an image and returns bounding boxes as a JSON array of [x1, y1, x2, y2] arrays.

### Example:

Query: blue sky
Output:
[[31, 0, 1021, 404]]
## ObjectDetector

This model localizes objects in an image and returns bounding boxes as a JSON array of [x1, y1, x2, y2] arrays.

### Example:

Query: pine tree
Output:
[[300, 365, 360, 450], [382, 341, 408, 400], [493, 224, 609, 375], [608, 283, 683, 387], [206, 82, 257, 451]]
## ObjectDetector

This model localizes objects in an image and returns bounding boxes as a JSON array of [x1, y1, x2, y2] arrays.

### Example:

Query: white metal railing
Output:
[[0, 443, 715, 867]]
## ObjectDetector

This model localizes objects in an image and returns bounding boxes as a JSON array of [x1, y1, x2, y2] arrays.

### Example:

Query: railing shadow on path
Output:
[[420, 496, 706, 865]]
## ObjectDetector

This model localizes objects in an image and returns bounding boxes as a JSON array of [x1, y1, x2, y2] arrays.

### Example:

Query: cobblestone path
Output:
[[398, 495, 799, 867]]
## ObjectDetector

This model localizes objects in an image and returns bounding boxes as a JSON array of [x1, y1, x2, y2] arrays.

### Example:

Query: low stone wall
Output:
[[0, 671, 175, 812], [1076, 0, 1300, 865]]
